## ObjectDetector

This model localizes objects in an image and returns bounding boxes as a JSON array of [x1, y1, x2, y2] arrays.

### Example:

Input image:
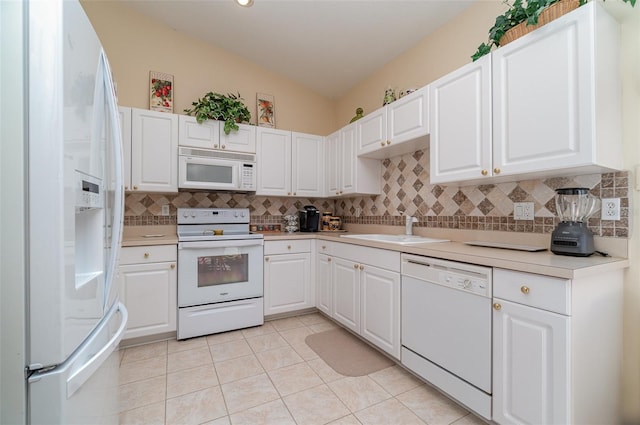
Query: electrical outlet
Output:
[[601, 198, 620, 221], [355, 207, 362, 217], [513, 202, 534, 220], [161, 205, 170, 216]]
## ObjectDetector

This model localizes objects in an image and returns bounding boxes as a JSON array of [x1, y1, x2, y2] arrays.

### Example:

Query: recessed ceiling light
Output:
[[236, 0, 254, 7]]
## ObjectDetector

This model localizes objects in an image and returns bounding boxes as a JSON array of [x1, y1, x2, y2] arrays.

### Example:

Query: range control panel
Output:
[[177, 208, 250, 225]]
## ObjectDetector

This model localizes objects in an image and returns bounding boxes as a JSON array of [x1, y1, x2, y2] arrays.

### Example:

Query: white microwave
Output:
[[178, 147, 256, 191]]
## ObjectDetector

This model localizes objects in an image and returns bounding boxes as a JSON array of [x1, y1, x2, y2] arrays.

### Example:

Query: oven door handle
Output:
[[179, 240, 264, 249]]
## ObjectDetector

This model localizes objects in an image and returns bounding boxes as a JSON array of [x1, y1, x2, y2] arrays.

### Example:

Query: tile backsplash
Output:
[[124, 149, 630, 238]]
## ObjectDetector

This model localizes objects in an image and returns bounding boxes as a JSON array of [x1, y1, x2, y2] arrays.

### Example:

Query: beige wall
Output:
[[80, 1, 336, 136], [618, 3, 640, 421], [335, 1, 506, 129]]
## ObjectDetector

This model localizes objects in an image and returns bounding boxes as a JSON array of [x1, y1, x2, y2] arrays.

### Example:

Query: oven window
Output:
[[197, 254, 248, 286], [187, 163, 233, 184]]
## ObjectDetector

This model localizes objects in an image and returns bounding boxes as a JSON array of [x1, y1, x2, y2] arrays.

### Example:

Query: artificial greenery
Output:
[[471, 0, 636, 62], [184, 92, 251, 135]]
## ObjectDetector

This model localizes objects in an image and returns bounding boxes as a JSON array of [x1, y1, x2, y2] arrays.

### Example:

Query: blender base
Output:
[[550, 222, 595, 256]]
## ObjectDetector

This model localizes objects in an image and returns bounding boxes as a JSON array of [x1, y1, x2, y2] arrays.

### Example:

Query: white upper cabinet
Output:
[[326, 122, 381, 197], [430, 2, 621, 186], [130, 108, 178, 192], [292, 132, 324, 197], [256, 128, 323, 197], [357, 86, 429, 159], [492, 2, 621, 178], [178, 115, 256, 153], [430, 55, 492, 184]]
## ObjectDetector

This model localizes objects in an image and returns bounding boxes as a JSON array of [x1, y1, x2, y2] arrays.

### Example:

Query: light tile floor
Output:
[[118, 313, 487, 425]]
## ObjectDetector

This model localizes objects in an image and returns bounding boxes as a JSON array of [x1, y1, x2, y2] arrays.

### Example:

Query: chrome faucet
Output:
[[405, 215, 418, 235]]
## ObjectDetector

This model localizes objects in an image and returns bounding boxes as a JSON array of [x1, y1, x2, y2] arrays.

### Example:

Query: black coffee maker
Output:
[[298, 205, 320, 232]]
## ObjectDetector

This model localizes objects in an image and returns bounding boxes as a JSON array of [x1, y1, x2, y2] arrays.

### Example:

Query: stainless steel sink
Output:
[[339, 234, 449, 245]]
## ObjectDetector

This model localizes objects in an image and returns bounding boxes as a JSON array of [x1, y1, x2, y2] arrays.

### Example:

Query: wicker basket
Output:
[[499, 0, 580, 46]]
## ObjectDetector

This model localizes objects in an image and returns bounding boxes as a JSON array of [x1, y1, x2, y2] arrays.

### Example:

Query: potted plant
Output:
[[184, 92, 252, 135], [471, 0, 636, 61]]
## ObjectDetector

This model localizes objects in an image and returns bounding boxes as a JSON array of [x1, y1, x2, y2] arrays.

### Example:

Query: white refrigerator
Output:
[[25, 0, 127, 423]]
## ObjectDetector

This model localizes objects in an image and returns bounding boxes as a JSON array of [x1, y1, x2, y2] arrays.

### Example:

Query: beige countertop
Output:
[[121, 225, 628, 279], [264, 231, 628, 280]]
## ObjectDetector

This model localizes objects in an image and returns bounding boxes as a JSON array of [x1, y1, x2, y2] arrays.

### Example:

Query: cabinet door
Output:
[[131, 108, 178, 192], [316, 254, 333, 316], [493, 298, 570, 425], [357, 107, 387, 156], [292, 132, 323, 197], [118, 261, 177, 339], [387, 86, 429, 143], [340, 124, 357, 195], [178, 115, 220, 149], [430, 54, 492, 184], [256, 127, 291, 196], [492, 7, 592, 176], [332, 257, 360, 333], [325, 130, 340, 197], [118, 106, 132, 191], [221, 123, 256, 153], [264, 252, 312, 316], [360, 264, 400, 358]]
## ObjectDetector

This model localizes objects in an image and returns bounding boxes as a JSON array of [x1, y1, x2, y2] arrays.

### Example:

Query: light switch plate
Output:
[[161, 205, 170, 216], [514, 202, 534, 220]]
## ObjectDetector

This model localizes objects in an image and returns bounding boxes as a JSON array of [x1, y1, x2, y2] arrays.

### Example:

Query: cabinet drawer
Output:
[[332, 242, 400, 272], [316, 240, 334, 255], [493, 268, 570, 315], [264, 239, 311, 255], [120, 245, 177, 265]]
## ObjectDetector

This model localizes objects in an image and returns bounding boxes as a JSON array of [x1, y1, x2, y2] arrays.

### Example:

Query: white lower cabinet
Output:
[[264, 240, 314, 316], [331, 257, 361, 333], [118, 245, 177, 340], [322, 242, 401, 358], [492, 268, 623, 425], [316, 253, 333, 316]]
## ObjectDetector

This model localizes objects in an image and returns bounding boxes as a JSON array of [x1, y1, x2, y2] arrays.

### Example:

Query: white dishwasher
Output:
[[401, 253, 492, 420]]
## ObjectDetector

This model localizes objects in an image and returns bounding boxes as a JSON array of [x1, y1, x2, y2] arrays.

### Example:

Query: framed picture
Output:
[[256, 93, 275, 128], [149, 71, 173, 113]]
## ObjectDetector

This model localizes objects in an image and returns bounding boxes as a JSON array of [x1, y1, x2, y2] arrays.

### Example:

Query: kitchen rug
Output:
[[305, 328, 394, 376]]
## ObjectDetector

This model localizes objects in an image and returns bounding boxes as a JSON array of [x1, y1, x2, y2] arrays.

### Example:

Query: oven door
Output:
[[178, 239, 264, 307], [178, 155, 240, 191]]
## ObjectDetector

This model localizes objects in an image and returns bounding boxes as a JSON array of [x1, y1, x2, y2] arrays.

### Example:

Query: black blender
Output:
[[550, 188, 600, 256]]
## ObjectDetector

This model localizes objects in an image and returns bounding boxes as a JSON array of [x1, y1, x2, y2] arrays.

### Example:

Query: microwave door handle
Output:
[[237, 164, 243, 189]]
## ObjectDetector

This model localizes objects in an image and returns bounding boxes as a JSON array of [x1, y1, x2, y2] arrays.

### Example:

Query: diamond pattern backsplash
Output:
[[124, 149, 629, 238]]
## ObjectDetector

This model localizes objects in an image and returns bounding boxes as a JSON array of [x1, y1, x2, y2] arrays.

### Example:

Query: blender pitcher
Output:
[[551, 188, 600, 256]]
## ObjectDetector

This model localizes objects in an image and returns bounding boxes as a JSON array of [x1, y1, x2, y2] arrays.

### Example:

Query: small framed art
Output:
[[149, 71, 173, 113], [257, 93, 275, 128]]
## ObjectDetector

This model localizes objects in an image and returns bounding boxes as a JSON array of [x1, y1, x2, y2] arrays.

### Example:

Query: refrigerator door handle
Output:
[[100, 48, 125, 311], [66, 302, 128, 398]]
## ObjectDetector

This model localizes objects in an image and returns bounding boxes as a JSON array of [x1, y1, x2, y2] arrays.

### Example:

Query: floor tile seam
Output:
[[353, 395, 428, 424], [165, 380, 222, 401], [279, 382, 350, 425], [325, 375, 395, 414], [118, 395, 168, 417]]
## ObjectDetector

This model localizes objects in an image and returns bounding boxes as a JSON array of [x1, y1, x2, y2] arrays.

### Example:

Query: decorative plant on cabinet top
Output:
[[184, 92, 252, 135], [471, 0, 636, 61]]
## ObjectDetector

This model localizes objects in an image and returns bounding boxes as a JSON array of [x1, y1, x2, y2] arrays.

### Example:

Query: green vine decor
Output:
[[471, 0, 636, 62], [184, 92, 251, 135]]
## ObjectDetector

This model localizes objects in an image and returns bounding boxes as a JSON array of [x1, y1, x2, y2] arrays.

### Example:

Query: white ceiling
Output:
[[121, 0, 476, 99]]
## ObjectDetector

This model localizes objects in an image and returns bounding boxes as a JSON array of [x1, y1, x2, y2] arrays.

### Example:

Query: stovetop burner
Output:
[[177, 208, 263, 242]]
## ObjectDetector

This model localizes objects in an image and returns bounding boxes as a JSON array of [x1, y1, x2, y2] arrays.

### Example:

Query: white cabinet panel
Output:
[[118, 245, 177, 340], [179, 116, 256, 153], [264, 252, 312, 316], [493, 299, 570, 425], [430, 55, 492, 184], [292, 132, 323, 197], [316, 253, 333, 316], [358, 87, 429, 159], [130, 108, 178, 192], [256, 128, 291, 196], [332, 257, 360, 333], [361, 264, 400, 358]]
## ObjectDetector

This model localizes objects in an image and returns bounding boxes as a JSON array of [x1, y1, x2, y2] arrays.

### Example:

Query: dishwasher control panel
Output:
[[401, 253, 492, 297]]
